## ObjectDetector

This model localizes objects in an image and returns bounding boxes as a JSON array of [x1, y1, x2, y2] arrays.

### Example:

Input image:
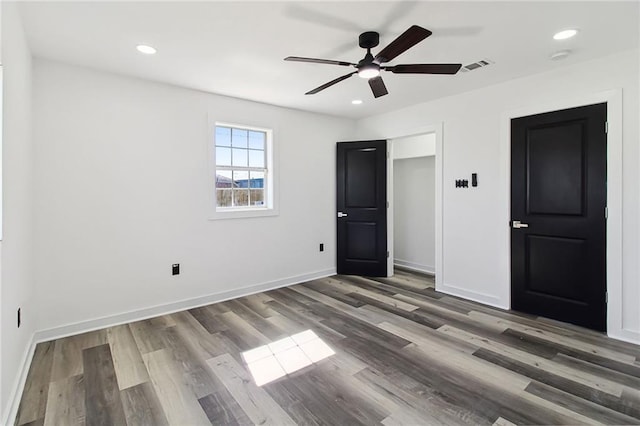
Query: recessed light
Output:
[[352, 100, 363, 105], [553, 29, 578, 40], [550, 50, 572, 60], [136, 45, 157, 55]]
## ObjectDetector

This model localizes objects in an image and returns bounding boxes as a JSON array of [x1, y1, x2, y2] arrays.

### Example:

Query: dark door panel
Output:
[[526, 122, 586, 215], [337, 140, 387, 277], [525, 234, 588, 301], [511, 103, 607, 331]]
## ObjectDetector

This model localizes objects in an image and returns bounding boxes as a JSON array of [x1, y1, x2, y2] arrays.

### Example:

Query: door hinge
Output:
[[387, 251, 390, 258], [605, 206, 608, 219], [387, 151, 390, 159], [606, 292, 608, 304], [605, 121, 608, 134], [386, 201, 389, 208]]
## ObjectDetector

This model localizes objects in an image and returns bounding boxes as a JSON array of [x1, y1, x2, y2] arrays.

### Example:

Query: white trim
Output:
[[384, 123, 444, 284], [386, 140, 394, 277], [435, 124, 444, 290], [394, 259, 435, 275], [210, 207, 279, 220], [0, 66, 3, 240], [438, 283, 505, 309], [607, 329, 640, 346], [500, 89, 627, 341], [3, 333, 36, 426], [33, 268, 334, 343]]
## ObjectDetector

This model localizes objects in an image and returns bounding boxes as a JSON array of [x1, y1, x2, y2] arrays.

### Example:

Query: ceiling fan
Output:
[[285, 25, 462, 98]]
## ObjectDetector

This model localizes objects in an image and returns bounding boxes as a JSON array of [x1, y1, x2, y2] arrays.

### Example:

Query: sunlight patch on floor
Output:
[[242, 329, 335, 386]]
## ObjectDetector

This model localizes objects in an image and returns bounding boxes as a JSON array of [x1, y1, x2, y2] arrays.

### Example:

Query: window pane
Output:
[[249, 149, 265, 168], [248, 131, 265, 150], [233, 189, 249, 207], [250, 189, 265, 206], [215, 127, 231, 146], [232, 128, 248, 148], [233, 170, 249, 188], [216, 147, 231, 166], [217, 189, 232, 207], [213, 125, 271, 213], [250, 171, 264, 188], [232, 148, 248, 167], [216, 170, 233, 188]]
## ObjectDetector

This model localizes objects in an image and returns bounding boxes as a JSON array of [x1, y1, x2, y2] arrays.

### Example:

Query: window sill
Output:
[[209, 207, 278, 220]]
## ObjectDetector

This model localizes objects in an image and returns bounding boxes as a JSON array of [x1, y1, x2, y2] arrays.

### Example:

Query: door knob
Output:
[[338, 212, 348, 218], [512, 220, 529, 228]]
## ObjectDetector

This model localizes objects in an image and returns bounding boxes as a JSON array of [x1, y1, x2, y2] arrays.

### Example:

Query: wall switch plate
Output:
[[172, 264, 180, 275], [456, 179, 469, 188], [17, 308, 21, 328], [319, 243, 324, 252]]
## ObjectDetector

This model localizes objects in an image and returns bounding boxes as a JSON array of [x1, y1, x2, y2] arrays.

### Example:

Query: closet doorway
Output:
[[389, 133, 437, 278]]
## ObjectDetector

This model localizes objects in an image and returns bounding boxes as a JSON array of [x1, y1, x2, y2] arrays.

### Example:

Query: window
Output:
[[212, 123, 275, 218]]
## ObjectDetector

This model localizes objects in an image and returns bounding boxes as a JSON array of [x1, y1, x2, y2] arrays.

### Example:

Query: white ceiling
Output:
[[19, 1, 639, 119]]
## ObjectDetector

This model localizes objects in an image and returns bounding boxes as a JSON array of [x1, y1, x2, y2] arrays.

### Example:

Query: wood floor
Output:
[[15, 270, 640, 425]]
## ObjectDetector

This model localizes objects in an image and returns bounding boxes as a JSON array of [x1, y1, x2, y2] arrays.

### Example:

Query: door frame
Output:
[[386, 123, 444, 288], [500, 89, 623, 339]]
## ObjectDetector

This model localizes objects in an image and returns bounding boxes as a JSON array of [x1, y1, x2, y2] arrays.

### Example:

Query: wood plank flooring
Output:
[[15, 270, 640, 425]]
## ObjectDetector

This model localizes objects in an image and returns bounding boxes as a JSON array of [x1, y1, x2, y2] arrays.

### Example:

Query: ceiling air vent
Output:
[[461, 59, 494, 72]]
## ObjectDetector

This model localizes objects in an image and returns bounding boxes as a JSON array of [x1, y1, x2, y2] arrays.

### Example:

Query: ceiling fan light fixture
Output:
[[358, 65, 380, 79]]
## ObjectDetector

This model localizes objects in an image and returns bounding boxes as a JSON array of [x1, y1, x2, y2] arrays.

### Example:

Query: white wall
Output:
[[32, 59, 355, 334], [393, 155, 435, 274], [1, 2, 35, 421], [356, 49, 640, 344]]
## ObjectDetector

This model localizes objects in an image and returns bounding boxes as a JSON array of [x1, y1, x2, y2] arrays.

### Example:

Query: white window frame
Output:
[[0, 66, 3, 239], [209, 121, 277, 220]]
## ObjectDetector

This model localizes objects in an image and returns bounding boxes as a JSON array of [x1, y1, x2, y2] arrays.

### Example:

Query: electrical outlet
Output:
[[17, 308, 21, 328], [319, 243, 324, 252], [172, 264, 180, 275]]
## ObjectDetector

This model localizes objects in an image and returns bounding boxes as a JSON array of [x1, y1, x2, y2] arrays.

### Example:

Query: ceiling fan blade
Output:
[[385, 64, 462, 74], [368, 76, 388, 98], [374, 25, 432, 63], [285, 56, 355, 67], [306, 72, 357, 95]]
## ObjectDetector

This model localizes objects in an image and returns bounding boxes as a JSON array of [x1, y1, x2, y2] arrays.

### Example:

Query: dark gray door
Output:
[[511, 103, 607, 331], [337, 140, 387, 276]]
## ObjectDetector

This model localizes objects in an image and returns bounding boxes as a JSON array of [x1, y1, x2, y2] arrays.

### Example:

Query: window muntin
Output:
[[215, 124, 269, 210]]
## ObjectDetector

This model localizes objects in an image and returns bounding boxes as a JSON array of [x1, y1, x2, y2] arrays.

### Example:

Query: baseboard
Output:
[[437, 282, 508, 310], [393, 259, 435, 275], [608, 328, 640, 346], [34, 268, 336, 344], [2, 333, 37, 426]]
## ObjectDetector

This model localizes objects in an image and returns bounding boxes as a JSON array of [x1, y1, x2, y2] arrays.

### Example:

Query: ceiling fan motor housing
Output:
[[359, 31, 380, 49]]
